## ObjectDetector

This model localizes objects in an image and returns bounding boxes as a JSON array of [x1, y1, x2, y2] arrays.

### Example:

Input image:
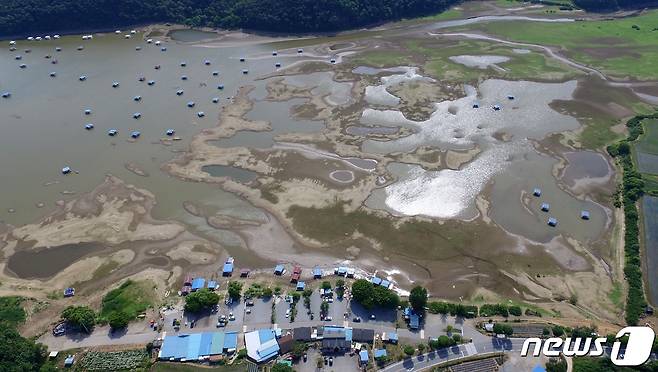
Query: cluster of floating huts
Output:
[[532, 187, 590, 227]]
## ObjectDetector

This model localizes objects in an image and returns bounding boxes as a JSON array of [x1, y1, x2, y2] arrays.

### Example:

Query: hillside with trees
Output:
[[0, 0, 458, 37]]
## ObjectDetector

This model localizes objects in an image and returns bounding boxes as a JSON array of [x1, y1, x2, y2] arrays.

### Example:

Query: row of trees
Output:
[[0, 0, 461, 36], [607, 113, 658, 325], [0, 297, 52, 371], [573, 0, 658, 11]]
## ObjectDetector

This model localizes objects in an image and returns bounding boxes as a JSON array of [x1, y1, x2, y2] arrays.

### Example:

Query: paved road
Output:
[[381, 338, 526, 372]]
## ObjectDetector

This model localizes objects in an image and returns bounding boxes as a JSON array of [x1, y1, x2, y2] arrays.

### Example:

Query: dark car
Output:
[[353, 316, 361, 322], [52, 323, 66, 336]]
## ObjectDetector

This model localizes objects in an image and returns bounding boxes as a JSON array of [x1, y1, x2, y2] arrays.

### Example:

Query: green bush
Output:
[[184, 289, 219, 313]]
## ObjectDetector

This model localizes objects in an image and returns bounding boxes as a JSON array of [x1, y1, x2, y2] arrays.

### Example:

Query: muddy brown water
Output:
[[6, 242, 105, 279], [201, 165, 258, 182]]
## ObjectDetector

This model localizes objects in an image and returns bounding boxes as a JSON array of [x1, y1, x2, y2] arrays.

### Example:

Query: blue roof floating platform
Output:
[[222, 257, 234, 276], [541, 203, 550, 212], [313, 267, 322, 278], [533, 188, 542, 197], [274, 264, 285, 275], [63, 287, 75, 297], [581, 210, 590, 220], [296, 281, 305, 291], [207, 281, 217, 290], [547, 217, 558, 227]]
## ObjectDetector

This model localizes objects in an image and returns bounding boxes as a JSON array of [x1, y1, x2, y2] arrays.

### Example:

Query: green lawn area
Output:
[[100, 280, 156, 321], [0, 296, 26, 326], [151, 362, 248, 372], [465, 10, 658, 80], [351, 50, 415, 68]]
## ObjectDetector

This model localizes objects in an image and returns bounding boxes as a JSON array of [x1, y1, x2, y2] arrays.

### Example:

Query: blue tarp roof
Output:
[[186, 333, 202, 360], [223, 262, 233, 273], [313, 267, 322, 277], [345, 328, 353, 342], [296, 281, 305, 290], [224, 332, 238, 350], [207, 280, 217, 289], [532, 366, 546, 372], [274, 264, 284, 273], [370, 277, 382, 285], [374, 349, 387, 358], [403, 307, 412, 316], [359, 350, 369, 362], [337, 266, 347, 274], [191, 278, 205, 290], [380, 280, 390, 288], [259, 329, 276, 343], [388, 332, 398, 341], [199, 332, 213, 356]]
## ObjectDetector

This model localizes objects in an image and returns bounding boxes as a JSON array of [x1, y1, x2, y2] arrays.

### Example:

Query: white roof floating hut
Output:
[[19, 64, 26, 68], [2, 92, 11, 98], [133, 95, 142, 101], [242, 69, 248, 74], [133, 112, 141, 119], [155, 41, 161, 45], [187, 101, 195, 107], [61, 166, 71, 174], [176, 90, 184, 96], [108, 129, 118, 136], [533, 188, 542, 197], [239, 57, 245, 62], [197, 111, 205, 117], [180, 62, 186, 67], [540, 203, 550, 212], [146, 39, 153, 44], [297, 48, 303, 53], [49, 72, 57, 77], [9, 40, 16, 45], [79, 75, 87, 81], [165, 129, 175, 136], [217, 84, 224, 90], [147, 80, 155, 85], [181, 75, 188, 80], [212, 71, 219, 76], [54, 35, 60, 39], [77, 45, 84, 50], [55, 47, 62, 52], [212, 97, 219, 103], [272, 51, 277, 56], [84, 123, 94, 130], [580, 210, 590, 220], [547, 217, 558, 227], [204, 60, 211, 65], [84, 109, 92, 115], [112, 81, 120, 88], [161, 47, 167, 51], [115, 30, 122, 34], [130, 131, 141, 138]]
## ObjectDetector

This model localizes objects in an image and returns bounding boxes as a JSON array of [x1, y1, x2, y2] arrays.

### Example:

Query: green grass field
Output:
[[100, 280, 155, 321], [0, 297, 26, 326], [636, 119, 658, 155], [464, 10, 658, 80], [404, 39, 579, 83]]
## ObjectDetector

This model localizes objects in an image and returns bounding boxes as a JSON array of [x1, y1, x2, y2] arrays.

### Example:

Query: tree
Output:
[[409, 286, 427, 313], [417, 343, 426, 353], [0, 323, 47, 372], [271, 364, 294, 372], [352, 279, 399, 309], [262, 287, 273, 298], [62, 306, 96, 333], [336, 279, 345, 288], [546, 357, 567, 372], [403, 345, 415, 356], [291, 341, 306, 360], [552, 325, 565, 337], [184, 289, 219, 313], [493, 323, 513, 337], [228, 281, 242, 300], [108, 310, 130, 330], [509, 305, 522, 316], [321, 281, 332, 290]]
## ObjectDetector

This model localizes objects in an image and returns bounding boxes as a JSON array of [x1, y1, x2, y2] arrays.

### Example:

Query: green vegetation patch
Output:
[[80, 350, 148, 371], [0, 297, 26, 326], [100, 280, 155, 321], [467, 10, 658, 80], [635, 119, 658, 155], [405, 39, 579, 83], [152, 362, 248, 372]]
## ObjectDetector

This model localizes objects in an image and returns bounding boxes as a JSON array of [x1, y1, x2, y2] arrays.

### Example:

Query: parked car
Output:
[[353, 316, 361, 322], [52, 323, 66, 336], [246, 300, 255, 306], [324, 316, 333, 321]]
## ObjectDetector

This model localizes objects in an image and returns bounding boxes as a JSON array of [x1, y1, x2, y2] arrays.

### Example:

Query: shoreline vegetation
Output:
[[1, 0, 657, 38], [607, 112, 658, 325]]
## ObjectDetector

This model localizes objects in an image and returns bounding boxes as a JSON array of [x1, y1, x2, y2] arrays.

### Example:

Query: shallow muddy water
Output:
[[7, 242, 104, 279], [643, 196, 658, 305], [201, 165, 258, 182], [562, 151, 610, 187]]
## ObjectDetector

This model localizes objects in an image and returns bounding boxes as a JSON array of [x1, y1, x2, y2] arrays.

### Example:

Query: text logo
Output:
[[520, 326, 655, 366]]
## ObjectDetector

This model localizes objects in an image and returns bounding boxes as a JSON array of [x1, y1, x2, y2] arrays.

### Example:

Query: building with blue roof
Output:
[[374, 349, 387, 359], [410, 314, 420, 329], [380, 280, 390, 288], [191, 278, 205, 292], [337, 267, 347, 276], [159, 331, 237, 361], [359, 350, 369, 365], [274, 264, 285, 275], [207, 281, 217, 290], [245, 329, 279, 363], [296, 281, 306, 291], [385, 332, 398, 344], [370, 277, 382, 285], [313, 267, 322, 278]]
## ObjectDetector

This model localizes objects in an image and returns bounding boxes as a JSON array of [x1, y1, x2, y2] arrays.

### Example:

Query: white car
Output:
[[246, 308, 251, 314], [285, 309, 290, 318]]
